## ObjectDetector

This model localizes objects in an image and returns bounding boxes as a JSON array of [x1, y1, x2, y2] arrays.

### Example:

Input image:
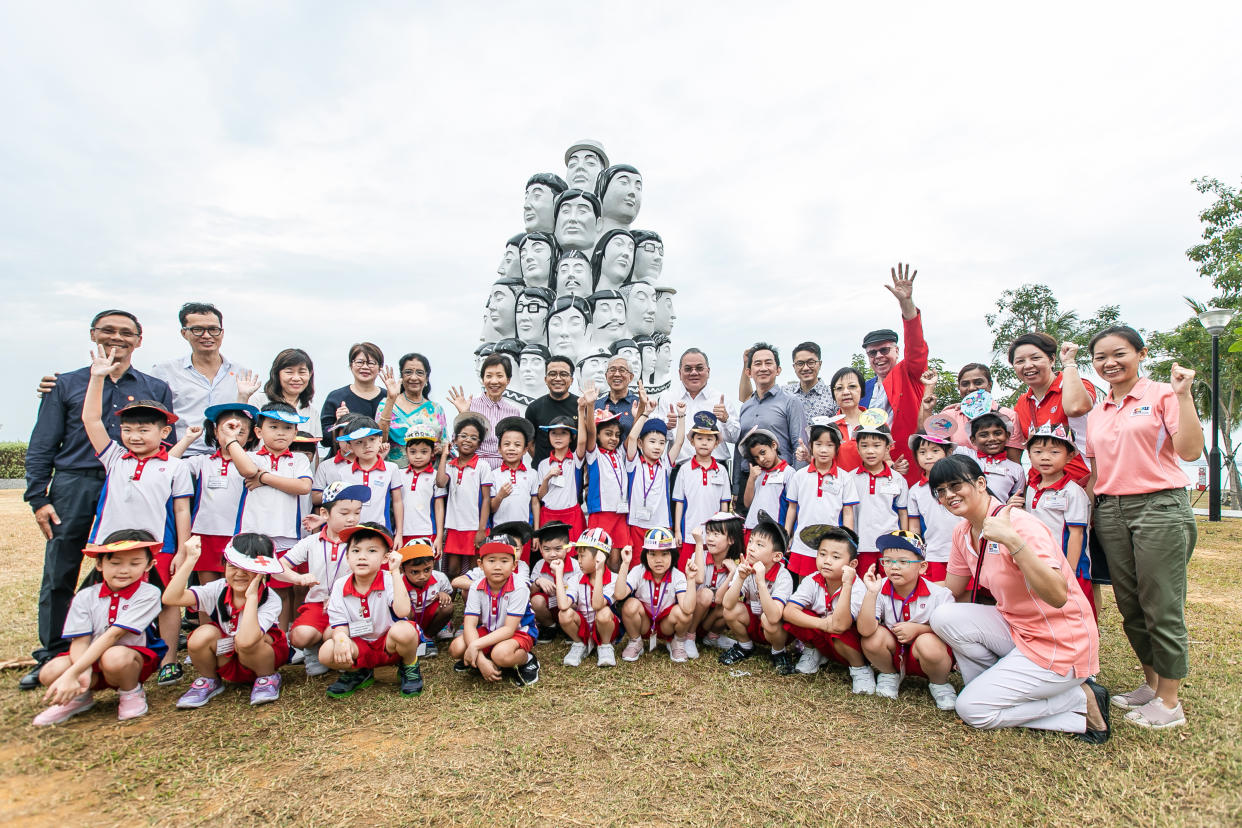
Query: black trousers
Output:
[[34, 471, 103, 662]]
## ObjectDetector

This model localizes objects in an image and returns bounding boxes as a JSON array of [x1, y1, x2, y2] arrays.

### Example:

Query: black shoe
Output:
[[18, 661, 45, 691], [326, 669, 375, 698], [453, 659, 471, 673], [177, 632, 188, 651], [398, 662, 424, 697], [770, 650, 796, 676], [718, 643, 754, 666], [536, 625, 557, 644], [513, 653, 540, 687], [1074, 677, 1111, 744]]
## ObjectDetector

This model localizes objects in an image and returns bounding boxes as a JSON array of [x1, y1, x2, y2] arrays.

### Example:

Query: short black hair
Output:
[[346, 522, 393, 551], [640, 544, 679, 571], [970, 412, 1009, 439], [480, 353, 512, 380], [814, 527, 859, 561], [703, 515, 744, 561], [178, 302, 222, 327], [830, 366, 866, 395], [1007, 332, 1057, 364], [749, 521, 786, 554], [747, 342, 780, 369], [1027, 435, 1077, 455], [957, 363, 992, 384], [792, 341, 821, 361], [118, 405, 170, 427], [261, 400, 298, 417], [910, 435, 951, 458], [546, 355, 574, 374], [91, 309, 143, 336]]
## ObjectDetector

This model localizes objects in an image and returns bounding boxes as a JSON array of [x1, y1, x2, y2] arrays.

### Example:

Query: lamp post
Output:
[[1197, 307, 1235, 521]]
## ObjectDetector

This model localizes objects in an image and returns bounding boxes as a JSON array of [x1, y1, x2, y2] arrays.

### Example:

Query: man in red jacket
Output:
[[860, 263, 928, 485]]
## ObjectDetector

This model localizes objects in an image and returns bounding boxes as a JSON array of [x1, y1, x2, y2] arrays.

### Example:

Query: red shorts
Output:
[[891, 631, 953, 678], [1077, 575, 1097, 621], [642, 602, 677, 641], [856, 551, 882, 579], [476, 625, 536, 657], [568, 610, 619, 645], [587, 511, 628, 546], [217, 627, 291, 683], [676, 542, 697, 573], [56, 646, 160, 690], [443, 528, 478, 557], [541, 505, 586, 541], [786, 551, 817, 578], [152, 552, 174, 589], [193, 534, 229, 573], [293, 602, 331, 633], [783, 608, 863, 664], [414, 602, 450, 631], [744, 604, 775, 646], [349, 632, 401, 669], [924, 561, 948, 582]]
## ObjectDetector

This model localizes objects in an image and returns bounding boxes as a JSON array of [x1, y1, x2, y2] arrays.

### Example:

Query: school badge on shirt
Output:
[[1130, 405, 1152, 417]]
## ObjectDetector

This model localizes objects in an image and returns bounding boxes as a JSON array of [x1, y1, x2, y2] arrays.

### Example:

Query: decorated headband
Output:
[[259, 409, 309, 425], [82, 539, 162, 558]]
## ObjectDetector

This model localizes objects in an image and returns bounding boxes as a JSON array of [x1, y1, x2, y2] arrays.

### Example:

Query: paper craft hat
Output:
[[707, 510, 743, 524], [642, 527, 678, 551], [571, 527, 613, 555], [405, 423, 441, 445], [117, 400, 178, 424], [398, 539, 436, 563], [258, 408, 309, 425], [338, 522, 394, 549], [798, 524, 859, 551], [908, 431, 956, 452], [853, 408, 892, 442], [204, 402, 259, 423], [539, 415, 578, 433], [875, 529, 927, 560], [82, 537, 163, 558], [690, 410, 720, 435], [223, 533, 284, 575], [337, 426, 382, 442], [1025, 422, 1077, 451], [593, 407, 621, 426], [320, 481, 372, 508], [923, 414, 957, 440], [960, 389, 993, 421], [752, 509, 788, 553], [808, 414, 845, 440]]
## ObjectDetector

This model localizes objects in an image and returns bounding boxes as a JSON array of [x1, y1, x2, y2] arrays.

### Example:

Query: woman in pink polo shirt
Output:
[[922, 363, 1024, 461], [1086, 326, 1203, 730], [927, 454, 1108, 743]]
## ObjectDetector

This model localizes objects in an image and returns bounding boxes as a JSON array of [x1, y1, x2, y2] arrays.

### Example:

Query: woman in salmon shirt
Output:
[[927, 455, 1108, 743], [1086, 326, 1203, 730], [1008, 333, 1096, 485]]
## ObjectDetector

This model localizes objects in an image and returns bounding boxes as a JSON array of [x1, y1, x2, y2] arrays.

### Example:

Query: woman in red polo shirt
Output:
[[1086, 326, 1203, 730], [1008, 333, 1096, 485]]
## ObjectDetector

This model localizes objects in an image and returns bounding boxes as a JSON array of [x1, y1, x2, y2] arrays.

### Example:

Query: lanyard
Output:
[[971, 505, 1005, 603], [640, 458, 660, 504], [648, 572, 670, 614], [322, 538, 346, 587], [602, 449, 624, 496]]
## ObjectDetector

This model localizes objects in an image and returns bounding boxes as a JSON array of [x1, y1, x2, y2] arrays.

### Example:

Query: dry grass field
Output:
[[0, 489, 1239, 827]]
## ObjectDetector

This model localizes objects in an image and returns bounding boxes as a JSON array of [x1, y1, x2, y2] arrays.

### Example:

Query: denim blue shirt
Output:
[[595, 391, 639, 442]]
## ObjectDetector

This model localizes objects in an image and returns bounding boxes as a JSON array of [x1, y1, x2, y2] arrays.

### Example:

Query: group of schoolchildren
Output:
[[32, 347, 1094, 728]]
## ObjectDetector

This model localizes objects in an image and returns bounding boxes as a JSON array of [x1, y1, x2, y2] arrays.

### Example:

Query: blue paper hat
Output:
[[539, 415, 578, 433], [204, 403, 259, 423], [321, 482, 372, 507], [337, 426, 382, 442], [258, 409, 309, 425], [690, 410, 720, 435], [639, 418, 667, 437]]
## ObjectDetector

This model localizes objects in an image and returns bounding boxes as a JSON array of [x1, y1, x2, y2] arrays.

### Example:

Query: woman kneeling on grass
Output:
[[927, 455, 1110, 744]]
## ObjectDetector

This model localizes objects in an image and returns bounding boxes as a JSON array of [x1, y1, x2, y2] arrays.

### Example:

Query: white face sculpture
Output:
[[515, 296, 550, 344], [616, 346, 641, 378], [597, 234, 635, 291], [641, 346, 656, 383], [497, 243, 521, 281], [633, 237, 663, 283], [655, 343, 672, 382], [654, 293, 675, 335], [520, 238, 553, 289], [547, 307, 589, 362], [600, 169, 642, 227], [557, 255, 591, 298], [623, 282, 657, 336], [519, 354, 546, 393], [555, 196, 601, 252], [589, 298, 626, 343], [578, 356, 609, 393], [523, 184, 557, 233], [566, 150, 605, 191], [486, 285, 517, 339]]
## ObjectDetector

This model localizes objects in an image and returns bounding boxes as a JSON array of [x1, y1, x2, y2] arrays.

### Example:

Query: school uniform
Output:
[[59, 580, 166, 688], [463, 575, 538, 654], [906, 480, 961, 582], [326, 571, 402, 669], [537, 452, 585, 540], [671, 457, 732, 571], [626, 454, 673, 558], [403, 570, 454, 633], [1027, 476, 1094, 615], [491, 461, 540, 526], [744, 460, 790, 531], [852, 466, 909, 576], [285, 530, 353, 632], [584, 447, 629, 543], [730, 562, 794, 645], [975, 451, 1025, 501], [443, 455, 494, 557], [784, 574, 866, 664], [700, 557, 735, 598], [851, 575, 953, 678], [400, 464, 446, 539], [566, 569, 619, 644], [529, 557, 582, 610], [785, 465, 860, 577], [625, 565, 689, 640], [235, 447, 313, 550], [311, 452, 352, 494], [1015, 372, 1097, 484], [189, 579, 289, 683], [339, 458, 402, 529], [185, 451, 247, 573], [464, 560, 531, 586]]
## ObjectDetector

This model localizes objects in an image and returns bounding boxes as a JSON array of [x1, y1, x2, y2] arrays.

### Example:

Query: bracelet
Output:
[[257, 471, 267, 485], [224, 439, 239, 450], [1009, 542, 1028, 558]]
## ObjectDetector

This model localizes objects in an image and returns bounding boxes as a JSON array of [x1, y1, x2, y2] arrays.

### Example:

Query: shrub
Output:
[[0, 442, 27, 478]]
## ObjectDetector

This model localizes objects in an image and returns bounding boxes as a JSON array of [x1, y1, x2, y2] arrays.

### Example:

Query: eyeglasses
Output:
[[682, 365, 706, 373], [516, 302, 547, 313], [638, 242, 663, 254], [933, 480, 973, 500], [866, 346, 896, 358], [793, 359, 820, 369], [605, 367, 631, 376], [545, 370, 571, 379], [92, 326, 140, 340], [351, 359, 379, 369], [401, 369, 426, 378], [182, 326, 222, 337], [880, 558, 921, 568]]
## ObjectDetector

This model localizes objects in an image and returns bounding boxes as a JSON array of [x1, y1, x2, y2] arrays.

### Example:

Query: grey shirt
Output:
[[734, 386, 807, 489]]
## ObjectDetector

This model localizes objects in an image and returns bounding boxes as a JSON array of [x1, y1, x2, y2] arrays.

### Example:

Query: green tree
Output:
[[1147, 295, 1242, 509], [1187, 177, 1242, 298]]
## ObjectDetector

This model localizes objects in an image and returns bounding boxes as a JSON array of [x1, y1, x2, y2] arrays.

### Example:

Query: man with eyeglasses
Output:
[[738, 341, 838, 422], [860, 263, 929, 486], [659, 348, 738, 465], [150, 302, 250, 455], [525, 356, 580, 466], [21, 309, 173, 691], [594, 356, 640, 442]]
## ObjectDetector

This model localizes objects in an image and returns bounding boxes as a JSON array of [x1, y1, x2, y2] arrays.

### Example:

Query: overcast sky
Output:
[[2, 2, 1240, 441]]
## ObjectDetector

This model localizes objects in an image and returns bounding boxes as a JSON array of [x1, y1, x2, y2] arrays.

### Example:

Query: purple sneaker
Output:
[[176, 677, 224, 709], [249, 674, 282, 706]]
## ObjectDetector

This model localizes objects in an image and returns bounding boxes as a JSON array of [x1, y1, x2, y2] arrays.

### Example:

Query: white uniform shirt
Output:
[[339, 458, 402, 529], [529, 557, 582, 610], [658, 384, 740, 463], [744, 460, 790, 530], [282, 530, 352, 603], [1027, 478, 1091, 564], [186, 451, 247, 537], [789, 573, 867, 618], [63, 580, 162, 648], [906, 481, 961, 564], [731, 563, 794, 617], [852, 576, 953, 627], [672, 456, 732, 539], [443, 455, 494, 531], [403, 570, 453, 617], [626, 454, 673, 529], [491, 462, 540, 525], [852, 467, 909, 553], [625, 565, 688, 618], [584, 448, 629, 515], [975, 452, 1026, 501], [463, 575, 537, 637], [400, 464, 447, 538], [786, 465, 860, 560], [701, 556, 736, 594], [465, 560, 531, 585], [312, 453, 352, 493], [236, 447, 313, 543], [536, 452, 582, 511], [567, 569, 616, 624], [190, 579, 282, 636], [327, 571, 398, 642], [91, 441, 194, 546]]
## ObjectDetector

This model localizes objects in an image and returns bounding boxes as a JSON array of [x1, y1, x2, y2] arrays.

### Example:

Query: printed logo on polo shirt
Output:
[[1050, 405, 1058, 414], [1130, 405, 1152, 417]]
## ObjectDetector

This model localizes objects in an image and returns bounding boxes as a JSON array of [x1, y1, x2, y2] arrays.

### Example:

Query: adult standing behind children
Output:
[[525, 356, 580, 466], [376, 352, 447, 464], [448, 354, 523, 470], [594, 356, 640, 442], [248, 348, 322, 440], [734, 343, 806, 492], [1007, 333, 1096, 484], [21, 309, 173, 690], [319, 342, 387, 452], [739, 341, 838, 422], [858, 263, 928, 486], [921, 363, 1024, 462], [661, 347, 738, 466]]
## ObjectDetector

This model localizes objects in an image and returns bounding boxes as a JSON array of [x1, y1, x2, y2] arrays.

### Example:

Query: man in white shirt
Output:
[[659, 348, 739, 465]]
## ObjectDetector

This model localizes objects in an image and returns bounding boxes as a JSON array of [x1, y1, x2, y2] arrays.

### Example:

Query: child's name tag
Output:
[[206, 476, 229, 490], [549, 474, 567, 488], [634, 505, 654, 522], [215, 636, 235, 656], [348, 618, 374, 638], [986, 541, 1003, 555], [709, 471, 727, 487], [877, 481, 900, 496], [765, 472, 785, 485], [1042, 492, 1067, 509]]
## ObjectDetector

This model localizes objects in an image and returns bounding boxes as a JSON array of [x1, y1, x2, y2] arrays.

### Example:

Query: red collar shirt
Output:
[[327, 571, 397, 642], [343, 457, 402, 529], [974, 451, 1026, 501], [1026, 475, 1091, 572], [403, 570, 453, 616], [625, 565, 688, 617], [190, 579, 282, 636], [63, 579, 162, 649], [184, 451, 247, 537], [1015, 372, 1097, 483], [790, 572, 866, 618], [537, 453, 583, 511], [236, 447, 312, 543], [851, 466, 909, 553], [744, 460, 790, 531], [786, 465, 860, 561], [466, 560, 530, 587], [492, 461, 541, 525], [626, 453, 673, 530], [530, 557, 582, 610], [857, 576, 952, 628], [90, 441, 194, 548], [671, 456, 732, 541], [730, 561, 794, 617], [282, 530, 353, 604], [464, 574, 537, 638], [312, 455, 351, 495], [569, 569, 616, 625], [585, 448, 630, 514], [444, 455, 495, 532], [400, 464, 447, 538]]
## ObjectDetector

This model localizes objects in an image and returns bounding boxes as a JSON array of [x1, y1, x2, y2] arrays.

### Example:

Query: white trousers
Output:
[[931, 603, 1086, 733]]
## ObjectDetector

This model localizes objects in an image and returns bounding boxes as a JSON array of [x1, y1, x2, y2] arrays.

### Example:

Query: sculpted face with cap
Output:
[[597, 164, 643, 232], [518, 347, 549, 397], [564, 139, 609, 191], [556, 251, 591, 298], [622, 281, 657, 337]]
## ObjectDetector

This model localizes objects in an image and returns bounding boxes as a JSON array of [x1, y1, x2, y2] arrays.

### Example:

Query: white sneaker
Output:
[[849, 665, 876, 695], [1125, 698, 1186, 729], [563, 642, 587, 667], [928, 682, 958, 711], [876, 672, 901, 699], [597, 643, 617, 668], [1111, 683, 1157, 710], [795, 647, 823, 675], [683, 637, 700, 660], [622, 638, 644, 662], [668, 637, 688, 663], [290, 648, 306, 665], [303, 648, 330, 677]]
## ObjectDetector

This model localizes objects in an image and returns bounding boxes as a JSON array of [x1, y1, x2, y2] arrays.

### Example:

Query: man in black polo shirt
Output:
[[525, 355, 580, 466], [20, 309, 173, 690]]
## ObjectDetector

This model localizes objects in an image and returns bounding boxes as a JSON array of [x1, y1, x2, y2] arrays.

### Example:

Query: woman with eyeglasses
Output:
[[927, 454, 1108, 743], [377, 352, 447, 464], [318, 342, 386, 451]]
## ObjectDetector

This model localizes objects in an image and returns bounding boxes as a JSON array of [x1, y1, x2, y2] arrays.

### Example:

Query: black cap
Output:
[[862, 328, 900, 348]]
